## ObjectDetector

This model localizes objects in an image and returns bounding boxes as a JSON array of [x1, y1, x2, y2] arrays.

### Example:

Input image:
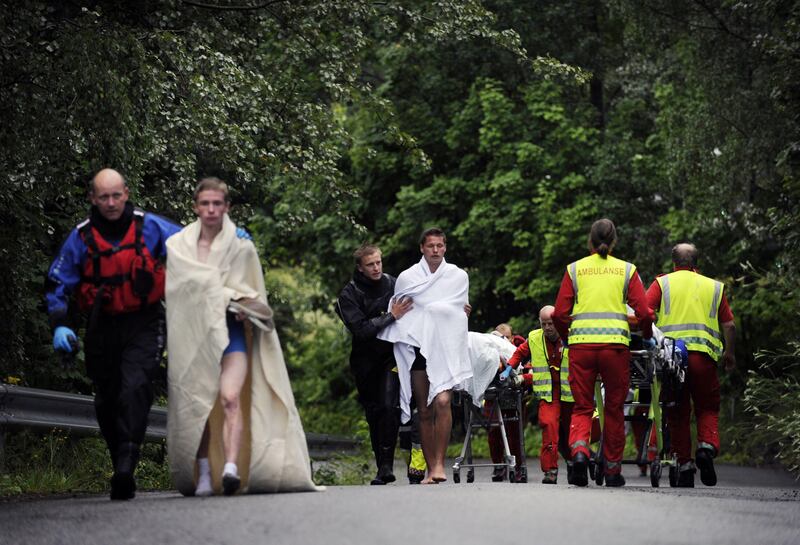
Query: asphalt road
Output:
[[2, 461, 798, 545]]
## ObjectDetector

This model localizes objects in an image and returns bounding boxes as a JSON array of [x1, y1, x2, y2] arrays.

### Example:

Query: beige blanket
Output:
[[166, 215, 318, 495]]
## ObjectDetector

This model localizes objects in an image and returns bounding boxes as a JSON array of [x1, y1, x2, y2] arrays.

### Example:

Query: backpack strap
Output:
[[78, 219, 102, 286], [133, 208, 148, 309]]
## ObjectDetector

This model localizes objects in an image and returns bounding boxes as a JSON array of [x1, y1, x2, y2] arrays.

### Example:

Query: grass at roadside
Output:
[[0, 430, 170, 498]]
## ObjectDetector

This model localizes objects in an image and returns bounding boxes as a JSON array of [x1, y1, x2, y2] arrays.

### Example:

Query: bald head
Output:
[[539, 305, 558, 341], [90, 168, 129, 221], [672, 243, 698, 268]]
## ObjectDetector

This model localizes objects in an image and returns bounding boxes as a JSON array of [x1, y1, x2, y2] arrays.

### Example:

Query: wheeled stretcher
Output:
[[452, 370, 529, 484], [591, 331, 687, 487]]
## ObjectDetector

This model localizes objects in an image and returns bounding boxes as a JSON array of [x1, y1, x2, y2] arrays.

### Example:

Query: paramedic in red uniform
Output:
[[507, 305, 574, 484], [646, 242, 735, 487], [553, 218, 653, 487]]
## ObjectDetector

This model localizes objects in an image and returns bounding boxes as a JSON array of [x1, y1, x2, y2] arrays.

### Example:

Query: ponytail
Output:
[[589, 219, 617, 258]]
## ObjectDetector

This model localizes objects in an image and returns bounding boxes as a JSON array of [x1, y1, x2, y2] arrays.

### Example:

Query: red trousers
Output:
[[568, 346, 629, 475], [668, 352, 720, 464], [485, 401, 527, 469], [538, 398, 573, 471]]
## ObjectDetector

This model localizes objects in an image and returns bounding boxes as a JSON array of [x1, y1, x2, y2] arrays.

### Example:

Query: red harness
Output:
[[77, 209, 165, 314]]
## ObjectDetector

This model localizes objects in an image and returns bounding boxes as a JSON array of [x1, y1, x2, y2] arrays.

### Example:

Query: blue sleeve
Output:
[[142, 213, 183, 259], [46, 228, 87, 327]]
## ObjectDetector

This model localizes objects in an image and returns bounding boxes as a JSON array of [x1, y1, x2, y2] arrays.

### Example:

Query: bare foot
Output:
[[421, 477, 439, 485], [432, 475, 448, 483]]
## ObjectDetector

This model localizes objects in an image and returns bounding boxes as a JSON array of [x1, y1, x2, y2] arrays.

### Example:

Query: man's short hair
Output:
[[193, 176, 231, 203], [672, 243, 698, 268], [419, 227, 447, 245], [353, 243, 381, 266]]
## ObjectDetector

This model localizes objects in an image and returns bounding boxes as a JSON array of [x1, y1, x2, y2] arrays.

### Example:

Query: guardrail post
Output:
[[0, 426, 6, 473]]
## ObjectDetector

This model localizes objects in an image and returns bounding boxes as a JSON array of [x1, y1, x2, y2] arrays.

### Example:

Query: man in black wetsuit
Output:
[[336, 244, 413, 484]]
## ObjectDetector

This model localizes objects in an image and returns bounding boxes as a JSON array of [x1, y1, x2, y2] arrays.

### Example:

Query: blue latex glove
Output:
[[53, 326, 77, 353], [236, 227, 252, 240], [643, 337, 657, 349]]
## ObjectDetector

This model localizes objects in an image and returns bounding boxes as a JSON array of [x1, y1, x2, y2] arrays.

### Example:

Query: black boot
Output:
[[571, 452, 589, 487], [566, 461, 574, 485], [695, 448, 717, 486], [377, 446, 396, 484], [604, 473, 626, 487], [371, 447, 396, 485], [491, 466, 507, 482], [676, 462, 696, 488], [110, 443, 139, 500]]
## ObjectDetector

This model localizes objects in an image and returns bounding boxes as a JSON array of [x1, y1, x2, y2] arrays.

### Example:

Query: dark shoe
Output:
[[604, 473, 626, 487], [370, 476, 387, 485], [676, 462, 696, 488], [491, 466, 507, 482], [571, 453, 589, 487], [378, 471, 396, 484], [695, 448, 717, 486], [541, 470, 558, 485], [110, 471, 136, 500], [566, 461, 574, 485], [222, 473, 241, 495], [110, 443, 139, 500], [516, 468, 528, 483]]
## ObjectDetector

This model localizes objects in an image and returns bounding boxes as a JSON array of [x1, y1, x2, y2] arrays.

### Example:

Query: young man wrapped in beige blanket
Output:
[[166, 177, 318, 496]]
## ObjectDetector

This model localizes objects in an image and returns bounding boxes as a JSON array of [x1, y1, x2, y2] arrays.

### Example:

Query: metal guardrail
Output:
[[0, 383, 359, 464]]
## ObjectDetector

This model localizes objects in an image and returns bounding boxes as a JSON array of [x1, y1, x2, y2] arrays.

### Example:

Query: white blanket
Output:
[[377, 257, 472, 422], [165, 214, 318, 495], [465, 332, 517, 405]]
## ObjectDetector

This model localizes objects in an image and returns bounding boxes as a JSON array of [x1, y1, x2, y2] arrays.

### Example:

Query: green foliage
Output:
[[264, 265, 362, 435], [0, 431, 170, 497], [4, 0, 800, 483], [743, 343, 800, 472]]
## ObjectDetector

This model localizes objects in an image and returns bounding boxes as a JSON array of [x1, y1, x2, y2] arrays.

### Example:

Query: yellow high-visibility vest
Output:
[[656, 270, 724, 361], [527, 328, 573, 403], [567, 253, 635, 346]]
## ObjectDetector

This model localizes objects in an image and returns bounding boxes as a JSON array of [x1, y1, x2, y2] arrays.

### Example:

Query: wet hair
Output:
[[193, 176, 230, 203], [353, 243, 381, 266], [672, 243, 698, 268], [419, 227, 447, 246], [589, 218, 617, 258]]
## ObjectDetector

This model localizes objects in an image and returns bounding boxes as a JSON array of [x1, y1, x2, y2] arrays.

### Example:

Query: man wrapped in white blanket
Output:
[[377, 228, 472, 483]]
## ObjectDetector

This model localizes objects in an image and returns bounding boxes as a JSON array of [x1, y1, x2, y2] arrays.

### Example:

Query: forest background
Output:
[[1, 0, 798, 485]]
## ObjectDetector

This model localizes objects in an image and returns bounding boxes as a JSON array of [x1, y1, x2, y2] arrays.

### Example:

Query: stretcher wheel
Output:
[[594, 459, 605, 486], [650, 461, 661, 488], [453, 470, 461, 484], [668, 465, 677, 487], [467, 469, 475, 483], [508, 468, 517, 483]]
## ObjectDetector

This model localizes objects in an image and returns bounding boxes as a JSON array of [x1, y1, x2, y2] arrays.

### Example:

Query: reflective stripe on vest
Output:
[[567, 254, 634, 346], [527, 328, 573, 403], [656, 270, 724, 361]]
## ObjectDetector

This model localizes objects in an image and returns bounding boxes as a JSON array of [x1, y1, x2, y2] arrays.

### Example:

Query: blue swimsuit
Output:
[[223, 314, 247, 355]]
